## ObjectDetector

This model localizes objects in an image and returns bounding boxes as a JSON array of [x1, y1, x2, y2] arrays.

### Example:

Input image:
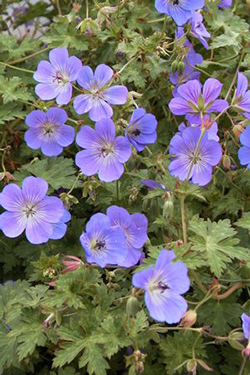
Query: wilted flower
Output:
[[132, 249, 190, 323], [0, 177, 65, 244], [24, 108, 75, 157], [190, 12, 210, 50], [125, 108, 157, 152], [238, 126, 250, 168], [232, 73, 250, 119], [107, 205, 148, 267], [75, 118, 131, 182], [154, 0, 205, 26], [73, 64, 128, 121], [169, 126, 222, 186], [80, 213, 128, 267], [34, 48, 82, 105], [141, 180, 168, 191], [169, 78, 228, 124]]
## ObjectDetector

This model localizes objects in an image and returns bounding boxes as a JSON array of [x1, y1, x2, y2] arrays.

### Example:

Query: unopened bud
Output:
[[228, 332, 245, 351], [233, 124, 244, 138], [242, 343, 250, 357], [171, 61, 178, 74], [186, 359, 197, 372], [177, 61, 185, 75], [222, 154, 231, 170], [126, 296, 140, 317], [163, 197, 174, 219], [197, 360, 213, 372], [180, 310, 197, 328]]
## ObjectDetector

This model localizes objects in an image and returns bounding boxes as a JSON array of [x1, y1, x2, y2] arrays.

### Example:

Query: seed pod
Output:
[[228, 332, 245, 351], [163, 198, 174, 219], [233, 124, 244, 138], [171, 60, 178, 74], [126, 296, 140, 317], [177, 61, 185, 75]]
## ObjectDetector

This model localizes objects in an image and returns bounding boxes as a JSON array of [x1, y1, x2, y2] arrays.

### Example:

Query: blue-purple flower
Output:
[[132, 249, 190, 323], [169, 126, 222, 186], [73, 64, 128, 122], [238, 126, 250, 168], [34, 48, 82, 105], [169, 78, 228, 124], [155, 0, 204, 26], [125, 108, 157, 152], [80, 213, 128, 267], [190, 12, 210, 50], [24, 108, 75, 157], [232, 73, 250, 119], [107, 206, 148, 267], [0, 177, 65, 244], [75, 118, 131, 182]]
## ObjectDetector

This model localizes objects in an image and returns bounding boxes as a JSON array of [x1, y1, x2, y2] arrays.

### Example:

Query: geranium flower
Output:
[[24, 108, 75, 157], [190, 12, 210, 50], [73, 64, 128, 121], [155, 0, 205, 26], [169, 126, 222, 186], [232, 73, 250, 119], [0, 177, 64, 244], [80, 213, 128, 267], [34, 48, 82, 105], [169, 78, 228, 124], [132, 249, 190, 323], [125, 108, 157, 152], [241, 312, 250, 356], [75, 118, 131, 182], [106, 205, 148, 267], [238, 126, 250, 168]]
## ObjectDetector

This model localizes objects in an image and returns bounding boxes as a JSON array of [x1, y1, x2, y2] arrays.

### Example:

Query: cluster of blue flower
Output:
[[2, 0, 250, 328]]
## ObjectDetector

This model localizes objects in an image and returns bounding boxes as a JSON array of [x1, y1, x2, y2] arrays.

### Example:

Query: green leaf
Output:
[[0, 103, 25, 125], [236, 212, 250, 231], [79, 342, 110, 375], [198, 297, 242, 336], [16, 323, 47, 361], [189, 218, 250, 277], [0, 76, 34, 104], [14, 157, 79, 190]]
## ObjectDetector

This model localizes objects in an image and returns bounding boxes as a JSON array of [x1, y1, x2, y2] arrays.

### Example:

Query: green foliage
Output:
[[189, 217, 250, 277]]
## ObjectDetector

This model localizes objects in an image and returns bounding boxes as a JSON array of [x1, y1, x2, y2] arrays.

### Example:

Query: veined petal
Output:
[[240, 126, 250, 147], [56, 125, 75, 147], [46, 107, 67, 125], [35, 196, 64, 223], [67, 56, 82, 81], [177, 79, 201, 104], [22, 176, 48, 203], [236, 72, 248, 98], [102, 86, 128, 104], [25, 110, 47, 128], [56, 83, 72, 105], [49, 47, 69, 71], [0, 211, 26, 238], [114, 136, 131, 163], [33, 60, 56, 83], [94, 64, 113, 89], [76, 125, 101, 149], [41, 140, 63, 157], [203, 78, 223, 104], [132, 266, 154, 289], [88, 99, 113, 122], [24, 128, 43, 150], [77, 66, 95, 91], [25, 217, 53, 244], [0, 183, 24, 211], [73, 94, 94, 115], [98, 158, 124, 182], [75, 150, 101, 176]]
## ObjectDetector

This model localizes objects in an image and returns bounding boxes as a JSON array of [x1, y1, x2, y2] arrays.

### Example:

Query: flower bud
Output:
[[171, 61, 178, 74], [228, 332, 245, 351], [163, 197, 174, 219], [180, 310, 197, 328], [126, 296, 140, 317], [242, 343, 250, 357], [222, 154, 231, 170], [233, 124, 244, 138], [177, 61, 185, 75], [186, 359, 197, 372]]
